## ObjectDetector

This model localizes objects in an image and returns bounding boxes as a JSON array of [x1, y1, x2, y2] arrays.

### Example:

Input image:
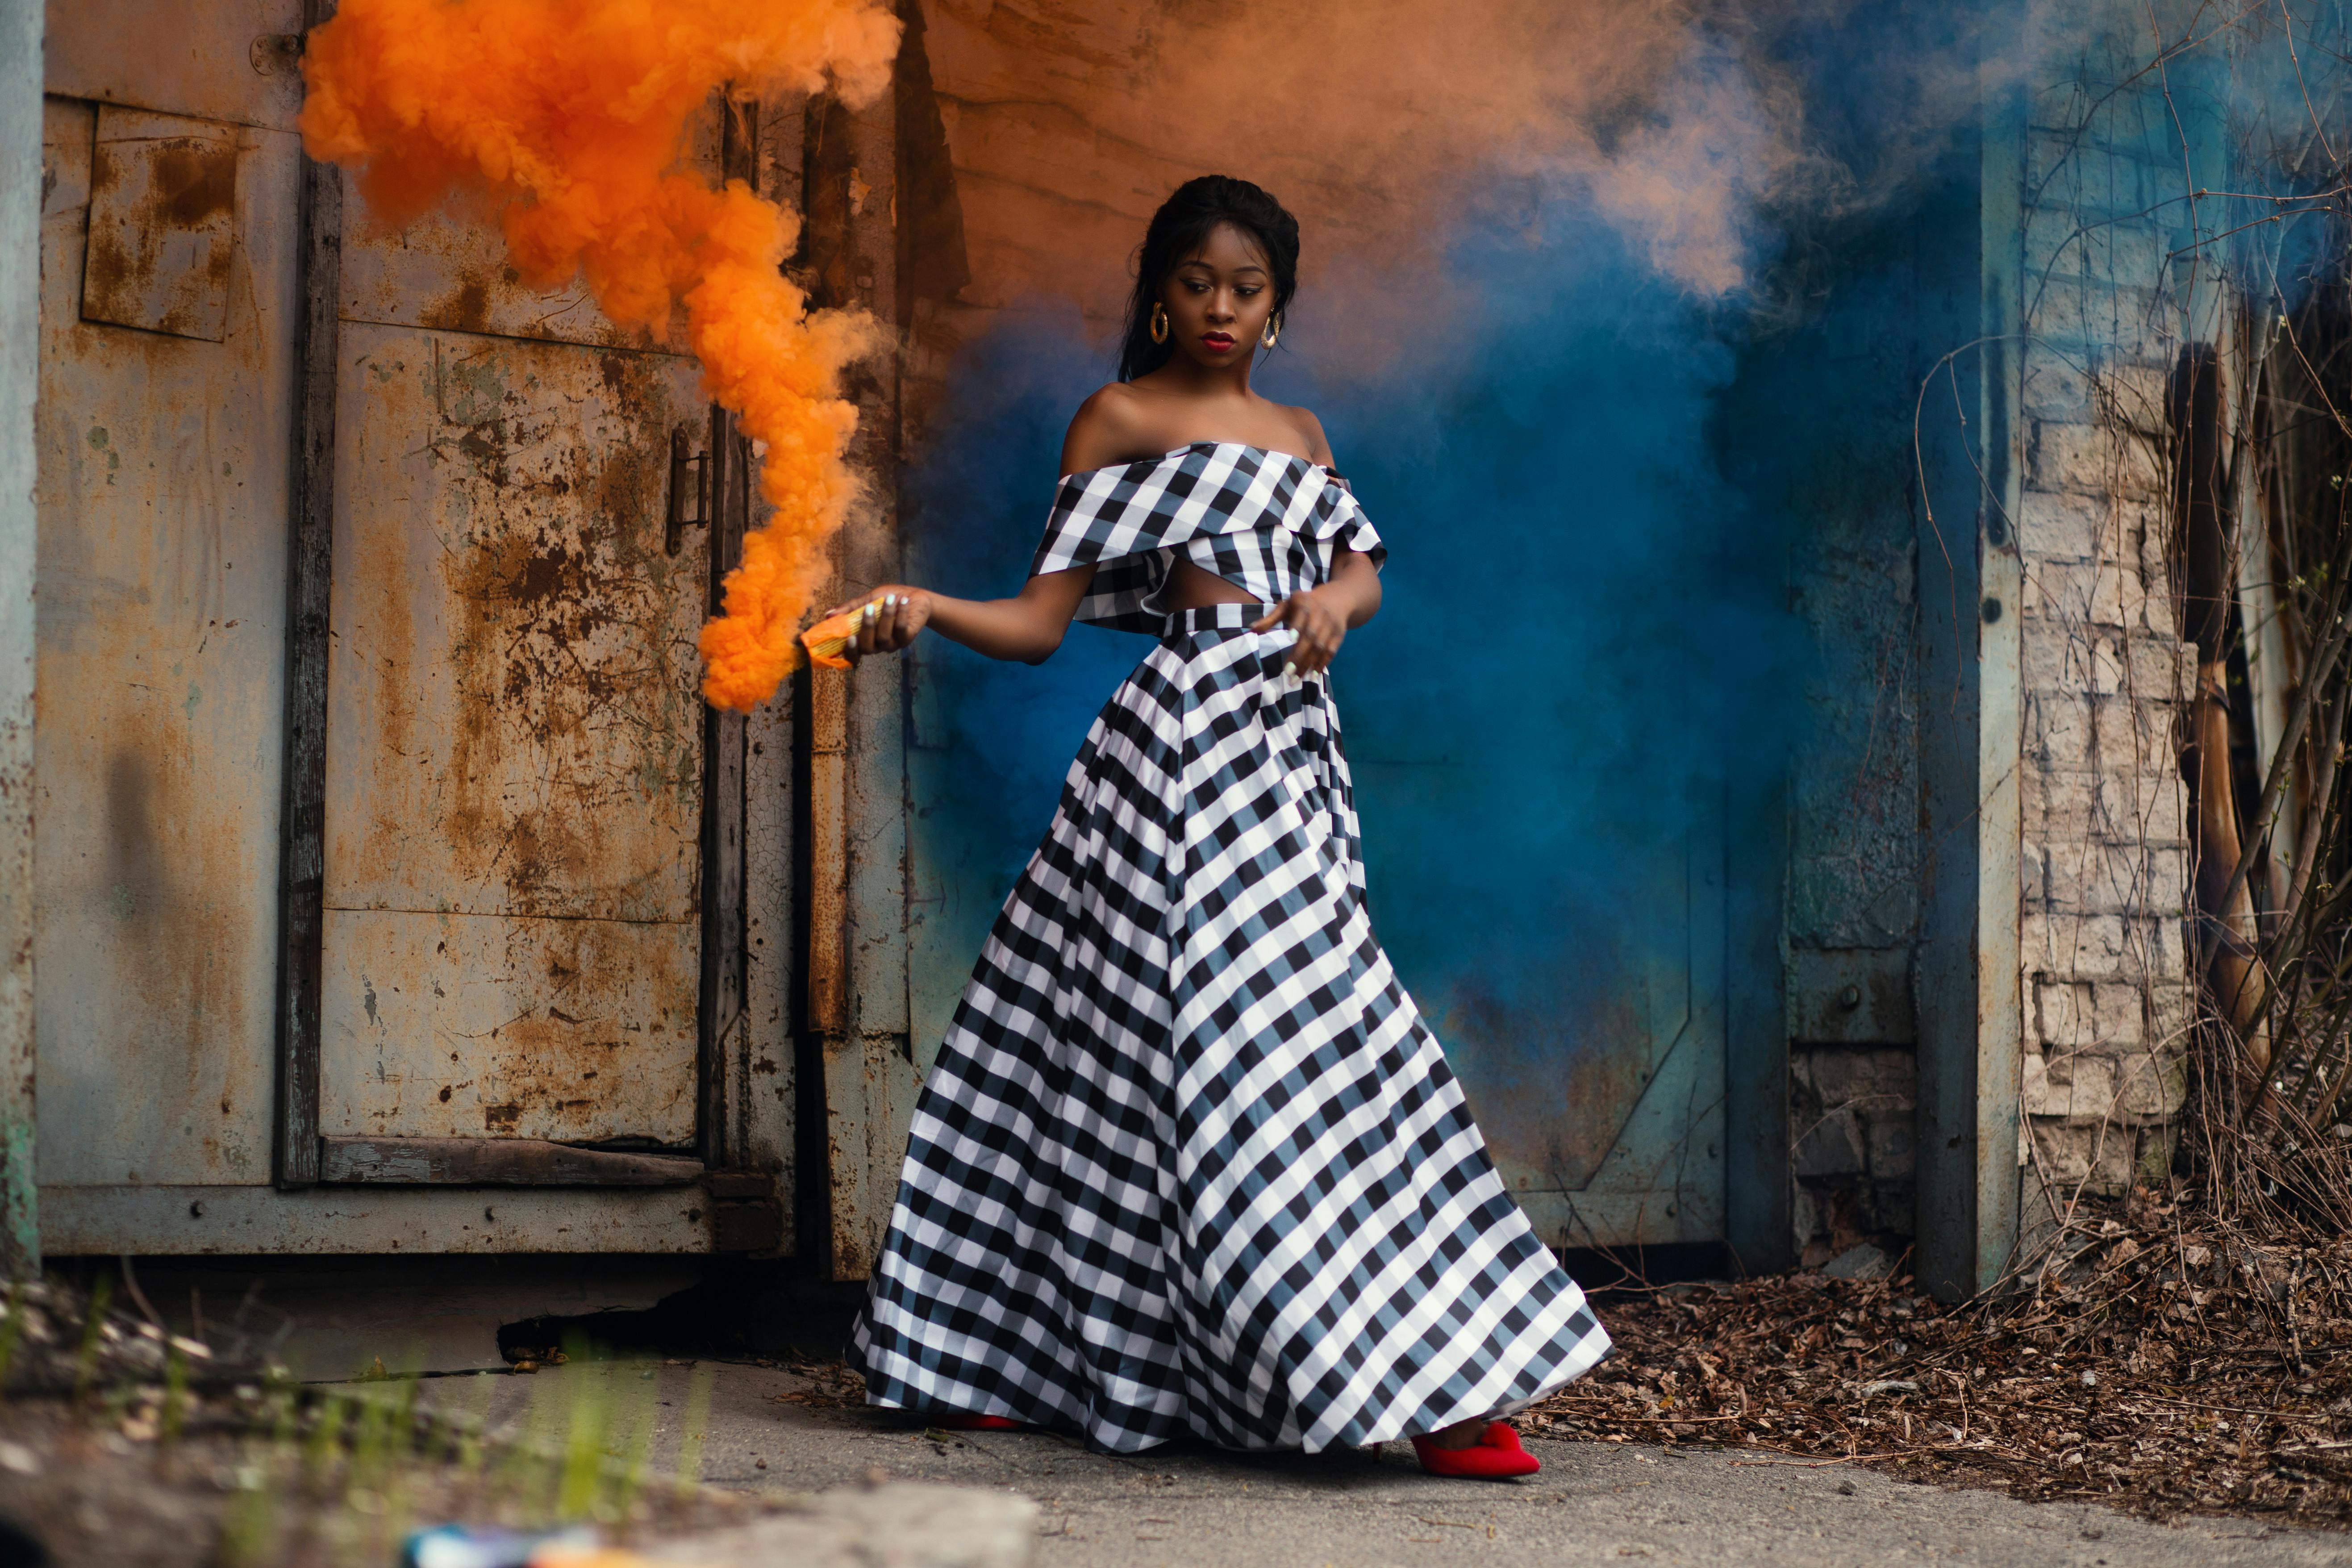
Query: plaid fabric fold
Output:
[[1029, 442, 1386, 632]]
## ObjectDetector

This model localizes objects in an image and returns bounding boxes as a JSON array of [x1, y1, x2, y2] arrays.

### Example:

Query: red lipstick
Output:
[[1202, 332, 1235, 351]]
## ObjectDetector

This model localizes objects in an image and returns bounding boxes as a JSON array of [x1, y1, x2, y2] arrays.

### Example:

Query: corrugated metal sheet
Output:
[[318, 324, 710, 1147], [33, 93, 298, 1187]]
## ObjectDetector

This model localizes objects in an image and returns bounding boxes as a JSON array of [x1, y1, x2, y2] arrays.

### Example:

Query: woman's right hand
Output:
[[818, 587, 933, 662]]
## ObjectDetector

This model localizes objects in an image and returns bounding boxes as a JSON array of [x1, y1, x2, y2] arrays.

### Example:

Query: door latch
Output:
[[665, 425, 709, 556]]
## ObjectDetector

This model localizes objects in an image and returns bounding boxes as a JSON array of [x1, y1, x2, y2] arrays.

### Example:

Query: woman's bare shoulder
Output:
[[1277, 402, 1337, 467], [1060, 384, 1163, 474]]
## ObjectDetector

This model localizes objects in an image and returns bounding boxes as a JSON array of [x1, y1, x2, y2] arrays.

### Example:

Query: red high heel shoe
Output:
[[929, 1412, 1022, 1431], [1410, 1422, 1539, 1478]]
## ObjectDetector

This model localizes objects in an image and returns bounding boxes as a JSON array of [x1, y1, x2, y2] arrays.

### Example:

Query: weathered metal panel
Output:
[[33, 97, 298, 1188], [698, 410, 749, 1164], [338, 202, 681, 353], [0, 0, 42, 1276], [318, 1136, 701, 1185], [740, 687, 796, 1225], [318, 322, 710, 1147], [1446, 856, 1701, 1196], [807, 666, 849, 1035], [823, 1031, 921, 1279], [319, 907, 697, 1144], [334, 99, 723, 351], [40, 1183, 717, 1255], [81, 107, 239, 342], [1430, 785, 1727, 1246], [322, 326, 708, 922], [44, 0, 305, 134]]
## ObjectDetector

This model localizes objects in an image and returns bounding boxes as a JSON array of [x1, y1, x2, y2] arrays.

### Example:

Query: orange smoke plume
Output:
[[299, 0, 902, 711]]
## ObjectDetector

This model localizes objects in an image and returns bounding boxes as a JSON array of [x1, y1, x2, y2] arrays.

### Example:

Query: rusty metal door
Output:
[[295, 102, 757, 1188], [32, 0, 801, 1252]]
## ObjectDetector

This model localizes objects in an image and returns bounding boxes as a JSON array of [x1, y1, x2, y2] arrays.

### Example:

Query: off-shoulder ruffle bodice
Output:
[[1030, 442, 1386, 632]]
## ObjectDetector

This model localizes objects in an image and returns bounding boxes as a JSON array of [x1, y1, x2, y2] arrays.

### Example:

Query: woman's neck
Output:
[[1138, 355, 1256, 401]]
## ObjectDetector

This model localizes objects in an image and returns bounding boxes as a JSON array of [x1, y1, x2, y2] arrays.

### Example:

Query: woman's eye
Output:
[[1182, 279, 1209, 293]]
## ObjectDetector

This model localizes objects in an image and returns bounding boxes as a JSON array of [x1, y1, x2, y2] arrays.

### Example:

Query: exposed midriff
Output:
[[1163, 556, 1261, 610]]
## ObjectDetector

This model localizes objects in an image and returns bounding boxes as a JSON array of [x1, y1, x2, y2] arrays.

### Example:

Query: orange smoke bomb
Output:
[[297, 0, 901, 713], [798, 605, 865, 670]]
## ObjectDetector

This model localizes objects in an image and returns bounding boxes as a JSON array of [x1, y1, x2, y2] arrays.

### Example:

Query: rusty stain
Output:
[[319, 323, 705, 1147], [326, 327, 705, 923], [421, 275, 492, 334], [80, 107, 240, 343], [338, 186, 691, 351], [325, 893, 695, 1144], [152, 141, 236, 225]]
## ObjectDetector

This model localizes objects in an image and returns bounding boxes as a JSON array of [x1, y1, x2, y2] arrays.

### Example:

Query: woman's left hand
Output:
[[1251, 588, 1346, 676]]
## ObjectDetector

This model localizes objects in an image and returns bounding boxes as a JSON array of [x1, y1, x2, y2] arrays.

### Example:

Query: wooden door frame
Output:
[[268, 0, 338, 1190]]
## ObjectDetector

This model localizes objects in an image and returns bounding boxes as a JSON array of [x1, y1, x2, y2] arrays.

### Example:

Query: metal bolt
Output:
[[250, 33, 304, 75], [1839, 984, 1862, 1011]]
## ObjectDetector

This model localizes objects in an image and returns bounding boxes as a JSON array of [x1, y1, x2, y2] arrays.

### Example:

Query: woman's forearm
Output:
[[825, 564, 1093, 666], [1322, 549, 1382, 628], [920, 590, 1072, 664]]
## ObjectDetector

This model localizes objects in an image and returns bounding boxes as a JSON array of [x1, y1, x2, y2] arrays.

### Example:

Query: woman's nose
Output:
[[1206, 294, 1235, 322]]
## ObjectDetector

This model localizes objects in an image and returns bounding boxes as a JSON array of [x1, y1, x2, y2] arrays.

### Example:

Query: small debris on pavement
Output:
[[1525, 1190, 2352, 1527]]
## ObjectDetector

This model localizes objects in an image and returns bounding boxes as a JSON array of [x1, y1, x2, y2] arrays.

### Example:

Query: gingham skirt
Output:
[[849, 605, 1611, 1453]]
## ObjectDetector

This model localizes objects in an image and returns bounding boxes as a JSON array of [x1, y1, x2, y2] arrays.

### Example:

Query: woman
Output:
[[836, 175, 1609, 1478]]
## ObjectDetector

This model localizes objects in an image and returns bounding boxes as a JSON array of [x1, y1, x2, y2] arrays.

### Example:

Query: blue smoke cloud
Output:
[[901, 182, 1802, 1199]]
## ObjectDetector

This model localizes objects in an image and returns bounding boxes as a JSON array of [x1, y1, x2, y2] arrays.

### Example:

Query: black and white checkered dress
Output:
[[851, 442, 1610, 1453]]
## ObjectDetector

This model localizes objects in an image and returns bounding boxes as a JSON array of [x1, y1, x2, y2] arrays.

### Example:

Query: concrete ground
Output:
[[420, 1356, 2352, 1568]]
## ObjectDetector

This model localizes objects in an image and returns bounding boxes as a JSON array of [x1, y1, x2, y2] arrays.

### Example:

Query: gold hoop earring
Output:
[[1150, 303, 1169, 345], [1260, 314, 1281, 350]]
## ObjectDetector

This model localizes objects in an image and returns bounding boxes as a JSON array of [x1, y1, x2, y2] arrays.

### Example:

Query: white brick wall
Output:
[[2014, 72, 2197, 1198]]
